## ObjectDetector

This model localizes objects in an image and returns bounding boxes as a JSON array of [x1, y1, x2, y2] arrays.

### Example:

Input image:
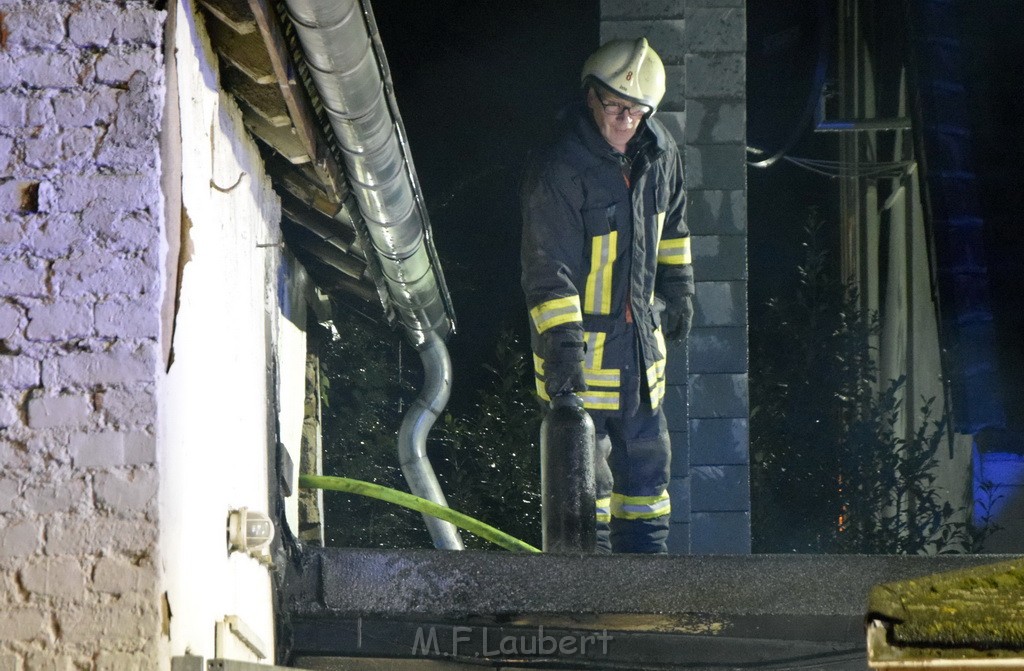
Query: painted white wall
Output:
[[157, 0, 308, 662]]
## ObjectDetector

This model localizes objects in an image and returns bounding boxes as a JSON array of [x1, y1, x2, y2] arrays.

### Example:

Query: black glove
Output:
[[543, 328, 587, 399], [663, 295, 693, 342]]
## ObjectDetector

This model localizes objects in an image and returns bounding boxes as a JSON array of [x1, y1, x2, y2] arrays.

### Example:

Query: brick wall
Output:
[[0, 1, 166, 667], [601, 0, 750, 554]]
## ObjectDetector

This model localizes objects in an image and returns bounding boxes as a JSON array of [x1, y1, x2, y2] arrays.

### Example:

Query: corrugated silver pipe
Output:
[[283, 0, 463, 549]]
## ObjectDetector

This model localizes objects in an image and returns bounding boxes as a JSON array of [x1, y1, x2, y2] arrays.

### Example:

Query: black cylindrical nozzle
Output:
[[540, 394, 596, 552]]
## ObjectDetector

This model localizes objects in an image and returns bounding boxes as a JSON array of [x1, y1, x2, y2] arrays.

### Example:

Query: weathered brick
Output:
[[685, 53, 745, 98], [690, 417, 748, 466], [3, 53, 85, 89], [693, 280, 745, 327], [46, 515, 156, 555], [113, 9, 164, 45], [95, 298, 159, 339], [0, 519, 41, 557], [0, 395, 19, 430], [70, 431, 124, 468], [601, 20, 687, 64], [25, 97, 55, 127], [0, 608, 46, 641], [23, 475, 88, 515], [26, 300, 93, 340], [92, 556, 156, 595], [60, 594, 159, 643], [0, 302, 23, 339], [124, 431, 155, 465], [660, 63, 686, 112], [0, 355, 39, 389], [688, 372, 748, 418], [0, 476, 19, 512], [68, 5, 118, 47], [94, 468, 157, 512], [52, 252, 158, 297], [5, 7, 66, 49], [51, 90, 119, 127], [27, 394, 92, 429], [54, 343, 156, 387], [684, 7, 745, 52], [97, 385, 155, 427], [95, 47, 160, 85], [22, 213, 90, 258], [0, 653, 18, 671], [96, 652, 149, 671], [0, 181, 45, 214], [20, 557, 87, 598], [0, 93, 27, 125], [685, 99, 745, 143], [24, 653, 73, 671], [89, 209, 160, 250]]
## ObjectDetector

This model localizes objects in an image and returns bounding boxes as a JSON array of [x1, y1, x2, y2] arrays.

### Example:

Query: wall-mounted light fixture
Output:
[[227, 508, 274, 565]]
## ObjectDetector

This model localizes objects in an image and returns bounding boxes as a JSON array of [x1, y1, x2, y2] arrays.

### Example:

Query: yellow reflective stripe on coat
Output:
[[533, 353, 550, 401], [584, 232, 617, 314], [582, 331, 620, 388], [530, 295, 583, 333], [611, 492, 671, 520], [657, 237, 691, 266], [596, 497, 611, 524], [579, 390, 619, 410]]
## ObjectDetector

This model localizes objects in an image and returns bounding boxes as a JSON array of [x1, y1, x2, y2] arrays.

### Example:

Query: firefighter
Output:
[[520, 38, 693, 554]]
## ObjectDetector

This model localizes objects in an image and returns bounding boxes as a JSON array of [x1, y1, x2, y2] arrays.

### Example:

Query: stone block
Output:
[[659, 64, 686, 112], [667, 521, 690, 554], [691, 464, 749, 512], [687, 326, 747, 374], [0, 519, 40, 558], [690, 511, 751, 554], [124, 431, 156, 465], [25, 97, 55, 127], [98, 385, 156, 428], [0, 93, 26, 125], [693, 280, 746, 327], [5, 7, 66, 49], [690, 417, 748, 465], [656, 110, 686, 146], [68, 5, 118, 47], [0, 356, 39, 390], [601, 0, 685, 20], [669, 428, 689, 476], [95, 297, 160, 339], [668, 476, 690, 522], [23, 213, 90, 258], [0, 654, 17, 671], [60, 599, 158, 644], [685, 53, 745, 98], [27, 394, 92, 429], [94, 468, 158, 513], [114, 9, 165, 46], [27, 300, 94, 340], [662, 384, 688, 432], [0, 302, 23, 340], [0, 608, 46, 641], [97, 653, 149, 671], [685, 99, 745, 143], [684, 7, 745, 52], [52, 90, 119, 126], [684, 143, 747, 190], [688, 372, 748, 418], [20, 557, 87, 598], [692, 234, 746, 281], [92, 556, 157, 595], [70, 431, 125, 468], [0, 476, 18, 511], [686, 189, 747, 235], [53, 252, 158, 297], [601, 20, 687, 65], [24, 653, 74, 671]]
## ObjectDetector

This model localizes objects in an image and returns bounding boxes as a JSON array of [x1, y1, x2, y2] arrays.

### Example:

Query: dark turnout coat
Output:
[[521, 104, 693, 413]]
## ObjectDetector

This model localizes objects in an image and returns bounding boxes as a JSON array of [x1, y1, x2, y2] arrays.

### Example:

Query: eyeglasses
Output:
[[594, 89, 650, 118]]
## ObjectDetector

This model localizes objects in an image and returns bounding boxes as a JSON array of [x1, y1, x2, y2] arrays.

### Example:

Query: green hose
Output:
[[299, 474, 541, 554]]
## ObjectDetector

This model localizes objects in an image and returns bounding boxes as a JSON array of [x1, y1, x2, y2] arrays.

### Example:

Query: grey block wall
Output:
[[601, 0, 749, 554]]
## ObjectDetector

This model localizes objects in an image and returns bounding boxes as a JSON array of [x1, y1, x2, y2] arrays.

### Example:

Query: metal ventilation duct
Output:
[[285, 0, 455, 346]]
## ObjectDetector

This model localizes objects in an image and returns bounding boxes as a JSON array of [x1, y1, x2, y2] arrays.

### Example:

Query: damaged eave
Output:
[[195, 0, 389, 316]]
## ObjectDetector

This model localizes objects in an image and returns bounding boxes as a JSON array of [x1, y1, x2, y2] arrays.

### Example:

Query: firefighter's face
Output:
[[587, 87, 646, 152]]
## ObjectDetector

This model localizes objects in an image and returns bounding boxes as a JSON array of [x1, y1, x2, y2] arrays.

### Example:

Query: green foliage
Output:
[[434, 328, 544, 550], [750, 214, 994, 554], [319, 316, 432, 549]]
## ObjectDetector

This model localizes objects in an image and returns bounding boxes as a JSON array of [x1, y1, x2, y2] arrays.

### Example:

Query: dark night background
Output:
[[370, 0, 1024, 437]]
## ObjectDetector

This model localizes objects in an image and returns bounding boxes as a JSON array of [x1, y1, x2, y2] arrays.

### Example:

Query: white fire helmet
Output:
[[580, 38, 666, 113]]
